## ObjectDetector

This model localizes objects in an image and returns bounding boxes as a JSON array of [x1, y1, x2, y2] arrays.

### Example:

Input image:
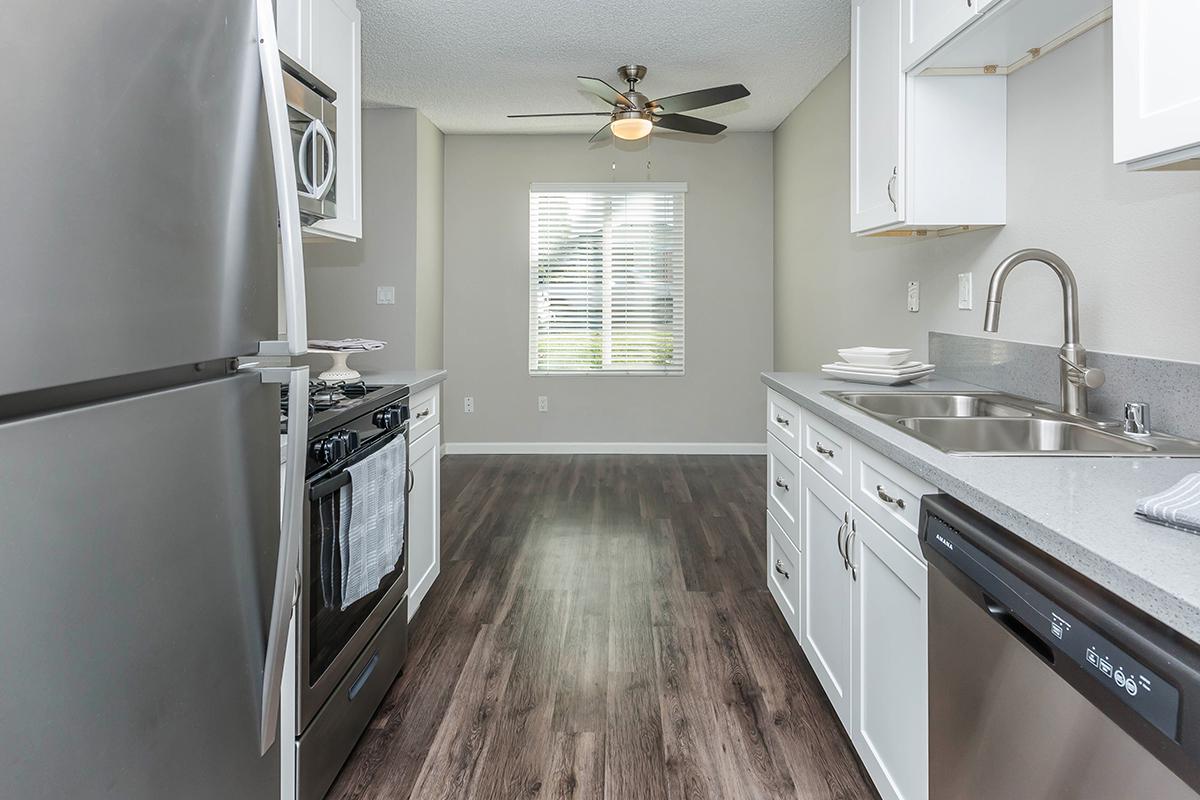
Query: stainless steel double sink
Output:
[[825, 391, 1200, 457]]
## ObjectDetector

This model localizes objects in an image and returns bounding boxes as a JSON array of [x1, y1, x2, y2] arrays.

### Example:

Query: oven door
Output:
[[299, 424, 408, 731], [282, 63, 337, 225]]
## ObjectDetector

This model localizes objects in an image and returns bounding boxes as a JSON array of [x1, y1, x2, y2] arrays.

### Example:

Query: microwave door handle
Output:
[[251, 364, 309, 755], [310, 119, 337, 199], [255, 0, 307, 357], [296, 121, 318, 196]]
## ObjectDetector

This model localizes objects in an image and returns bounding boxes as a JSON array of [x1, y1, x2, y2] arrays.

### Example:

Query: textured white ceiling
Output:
[[359, 0, 850, 134]]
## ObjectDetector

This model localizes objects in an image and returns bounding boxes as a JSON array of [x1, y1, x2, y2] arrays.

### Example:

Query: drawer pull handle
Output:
[[876, 485, 906, 510], [847, 519, 858, 581], [815, 443, 835, 458], [837, 519, 848, 571], [774, 477, 790, 492], [774, 559, 790, 580], [774, 415, 790, 427], [415, 408, 431, 419]]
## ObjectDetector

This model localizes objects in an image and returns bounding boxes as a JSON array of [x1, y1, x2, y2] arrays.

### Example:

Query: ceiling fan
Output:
[[508, 65, 750, 142]]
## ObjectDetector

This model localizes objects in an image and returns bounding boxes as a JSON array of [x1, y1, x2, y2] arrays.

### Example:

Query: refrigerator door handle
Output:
[[254, 365, 309, 755], [255, 0, 307, 357]]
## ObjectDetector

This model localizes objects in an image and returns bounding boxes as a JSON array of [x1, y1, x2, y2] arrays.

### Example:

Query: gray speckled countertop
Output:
[[361, 369, 447, 395], [763, 372, 1200, 645]]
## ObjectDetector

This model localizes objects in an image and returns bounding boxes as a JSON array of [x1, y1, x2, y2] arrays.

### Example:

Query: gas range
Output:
[[280, 379, 409, 441]]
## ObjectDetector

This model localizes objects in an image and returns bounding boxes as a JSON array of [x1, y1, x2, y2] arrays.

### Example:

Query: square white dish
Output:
[[837, 346, 913, 367], [822, 360, 932, 376], [821, 366, 935, 386]]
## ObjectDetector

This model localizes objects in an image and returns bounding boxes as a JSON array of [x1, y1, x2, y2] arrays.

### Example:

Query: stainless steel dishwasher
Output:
[[919, 495, 1200, 800]]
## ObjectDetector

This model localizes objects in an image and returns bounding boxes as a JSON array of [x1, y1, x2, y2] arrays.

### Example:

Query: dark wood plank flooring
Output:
[[328, 455, 878, 800]]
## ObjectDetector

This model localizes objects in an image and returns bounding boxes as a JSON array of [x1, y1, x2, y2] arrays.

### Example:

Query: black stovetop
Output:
[[281, 380, 409, 440]]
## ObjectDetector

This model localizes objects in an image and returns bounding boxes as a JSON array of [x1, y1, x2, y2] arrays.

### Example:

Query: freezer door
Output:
[[1, 0, 277, 395], [0, 373, 281, 799]]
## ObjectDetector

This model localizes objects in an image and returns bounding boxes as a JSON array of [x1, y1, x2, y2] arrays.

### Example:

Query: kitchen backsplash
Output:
[[930, 332, 1200, 441]]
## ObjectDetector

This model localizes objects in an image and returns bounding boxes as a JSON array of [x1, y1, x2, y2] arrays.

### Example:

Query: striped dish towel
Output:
[[1136, 473, 1200, 534]]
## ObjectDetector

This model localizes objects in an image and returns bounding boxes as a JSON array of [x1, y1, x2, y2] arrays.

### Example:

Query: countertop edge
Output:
[[761, 371, 1199, 644]]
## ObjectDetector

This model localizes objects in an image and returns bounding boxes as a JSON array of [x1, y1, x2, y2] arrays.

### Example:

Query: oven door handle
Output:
[[255, 0, 307, 357], [308, 426, 406, 500], [252, 364, 309, 755]]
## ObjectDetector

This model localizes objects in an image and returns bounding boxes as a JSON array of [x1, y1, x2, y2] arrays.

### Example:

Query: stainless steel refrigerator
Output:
[[1, 1, 310, 797]]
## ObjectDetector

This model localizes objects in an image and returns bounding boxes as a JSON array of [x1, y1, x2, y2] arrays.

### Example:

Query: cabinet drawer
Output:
[[803, 414, 854, 497], [768, 511, 801, 642], [408, 385, 439, 442], [767, 433, 801, 548], [853, 445, 935, 560], [767, 389, 802, 453]]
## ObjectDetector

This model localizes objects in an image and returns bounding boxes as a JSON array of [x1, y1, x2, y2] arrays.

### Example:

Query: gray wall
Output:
[[442, 133, 774, 447], [414, 113, 444, 370], [774, 23, 1200, 372], [304, 108, 444, 373]]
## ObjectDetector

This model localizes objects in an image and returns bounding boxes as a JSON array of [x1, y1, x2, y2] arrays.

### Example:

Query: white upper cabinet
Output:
[[277, 0, 363, 241], [1113, 0, 1200, 170], [901, 0, 980, 71], [851, 0, 1006, 236], [851, 0, 906, 232]]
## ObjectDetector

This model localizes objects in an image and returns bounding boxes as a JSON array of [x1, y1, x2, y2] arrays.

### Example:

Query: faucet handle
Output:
[[1058, 353, 1106, 389], [1124, 402, 1151, 436]]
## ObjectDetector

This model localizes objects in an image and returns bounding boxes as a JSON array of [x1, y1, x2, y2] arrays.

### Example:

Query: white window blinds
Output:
[[529, 183, 686, 375]]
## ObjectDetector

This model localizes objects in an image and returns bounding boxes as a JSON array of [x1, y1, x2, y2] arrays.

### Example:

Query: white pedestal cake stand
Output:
[[309, 348, 368, 383]]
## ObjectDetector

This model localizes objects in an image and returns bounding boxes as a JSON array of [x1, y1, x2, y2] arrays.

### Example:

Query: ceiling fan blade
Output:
[[508, 112, 613, 118], [577, 76, 633, 108], [653, 114, 726, 136], [649, 83, 749, 115], [588, 122, 613, 143]]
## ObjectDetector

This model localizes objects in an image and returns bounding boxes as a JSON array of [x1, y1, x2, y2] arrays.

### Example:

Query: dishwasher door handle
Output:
[[984, 595, 1054, 664]]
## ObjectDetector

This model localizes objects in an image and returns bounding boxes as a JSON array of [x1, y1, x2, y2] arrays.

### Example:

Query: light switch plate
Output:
[[958, 273, 973, 310], [376, 286, 396, 305], [537, 395, 548, 412], [907, 281, 920, 312]]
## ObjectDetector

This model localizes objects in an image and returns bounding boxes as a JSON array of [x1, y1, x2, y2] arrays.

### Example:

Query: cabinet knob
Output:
[[774, 560, 790, 580], [774, 477, 790, 492]]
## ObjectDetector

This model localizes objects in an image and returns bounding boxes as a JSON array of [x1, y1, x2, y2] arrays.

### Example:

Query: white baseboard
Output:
[[441, 442, 767, 455]]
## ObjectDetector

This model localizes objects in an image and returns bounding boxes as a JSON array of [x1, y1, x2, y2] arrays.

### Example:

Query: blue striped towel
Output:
[[1136, 473, 1200, 534]]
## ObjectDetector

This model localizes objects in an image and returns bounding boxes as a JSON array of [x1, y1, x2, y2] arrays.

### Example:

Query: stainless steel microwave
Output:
[[281, 54, 337, 225]]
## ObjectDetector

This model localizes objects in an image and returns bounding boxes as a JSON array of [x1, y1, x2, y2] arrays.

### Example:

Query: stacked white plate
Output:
[[822, 347, 935, 385]]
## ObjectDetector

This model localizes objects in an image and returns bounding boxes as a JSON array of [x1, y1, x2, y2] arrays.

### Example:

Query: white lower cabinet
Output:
[[852, 510, 929, 800], [407, 423, 441, 620], [766, 397, 930, 800], [800, 462, 856, 729]]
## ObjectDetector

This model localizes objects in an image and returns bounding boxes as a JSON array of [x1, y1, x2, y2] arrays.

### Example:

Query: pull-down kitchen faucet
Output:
[[983, 248, 1104, 418]]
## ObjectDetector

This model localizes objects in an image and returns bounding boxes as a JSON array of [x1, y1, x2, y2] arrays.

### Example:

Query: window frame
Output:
[[527, 182, 687, 377]]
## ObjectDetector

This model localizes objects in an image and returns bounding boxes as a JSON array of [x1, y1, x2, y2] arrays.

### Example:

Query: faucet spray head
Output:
[[983, 300, 1002, 332]]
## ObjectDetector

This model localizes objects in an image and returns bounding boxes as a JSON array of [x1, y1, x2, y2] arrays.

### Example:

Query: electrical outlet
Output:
[[907, 281, 920, 312], [538, 395, 548, 412], [376, 286, 396, 305], [463, 396, 474, 413], [958, 273, 973, 310]]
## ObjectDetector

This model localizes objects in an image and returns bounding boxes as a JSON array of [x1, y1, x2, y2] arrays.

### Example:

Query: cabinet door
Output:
[[276, 0, 310, 67], [1113, 0, 1200, 167], [407, 425, 441, 620], [800, 463, 855, 729], [851, 0, 905, 233], [901, 0, 978, 70], [308, 0, 362, 239], [851, 511, 928, 800]]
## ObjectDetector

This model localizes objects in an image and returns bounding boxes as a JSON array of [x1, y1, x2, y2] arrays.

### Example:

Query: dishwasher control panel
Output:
[[926, 514, 1181, 740]]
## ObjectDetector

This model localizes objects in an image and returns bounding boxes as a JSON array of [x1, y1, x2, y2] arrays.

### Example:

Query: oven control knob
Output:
[[373, 404, 405, 430], [311, 430, 360, 464]]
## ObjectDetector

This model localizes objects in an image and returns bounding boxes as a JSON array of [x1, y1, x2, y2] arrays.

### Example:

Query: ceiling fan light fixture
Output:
[[611, 112, 653, 140]]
